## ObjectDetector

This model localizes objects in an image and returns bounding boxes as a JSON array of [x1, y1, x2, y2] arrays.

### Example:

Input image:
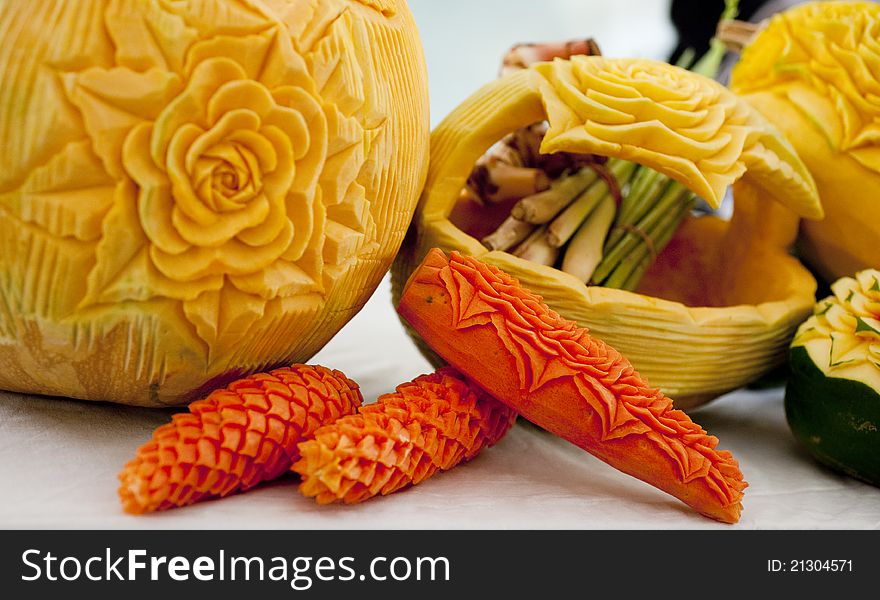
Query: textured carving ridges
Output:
[[0, 0, 429, 404], [118, 364, 363, 513], [294, 367, 517, 503], [732, 2, 880, 174], [438, 251, 746, 506], [398, 249, 748, 520]]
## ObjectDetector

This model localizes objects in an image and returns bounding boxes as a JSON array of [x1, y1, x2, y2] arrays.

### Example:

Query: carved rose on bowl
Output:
[[536, 56, 756, 206]]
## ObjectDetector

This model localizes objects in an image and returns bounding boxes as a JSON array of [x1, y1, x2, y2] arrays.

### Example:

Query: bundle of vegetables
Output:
[[463, 40, 706, 291]]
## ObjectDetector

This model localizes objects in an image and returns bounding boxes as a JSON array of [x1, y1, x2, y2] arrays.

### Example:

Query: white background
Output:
[[1, 0, 879, 529]]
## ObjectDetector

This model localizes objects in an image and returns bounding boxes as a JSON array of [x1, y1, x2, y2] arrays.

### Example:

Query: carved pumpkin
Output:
[[392, 57, 822, 408], [0, 0, 429, 405], [731, 1, 880, 283]]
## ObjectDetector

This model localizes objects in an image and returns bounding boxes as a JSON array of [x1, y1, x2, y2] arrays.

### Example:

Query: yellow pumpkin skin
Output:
[[392, 58, 822, 408], [731, 1, 880, 283], [0, 0, 429, 406]]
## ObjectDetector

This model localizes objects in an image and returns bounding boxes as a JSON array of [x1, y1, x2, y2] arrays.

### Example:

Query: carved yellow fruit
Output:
[[0, 0, 429, 405], [393, 57, 822, 408], [732, 1, 880, 283]]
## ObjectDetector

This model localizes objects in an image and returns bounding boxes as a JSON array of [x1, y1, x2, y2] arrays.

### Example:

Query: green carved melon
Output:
[[785, 269, 880, 486]]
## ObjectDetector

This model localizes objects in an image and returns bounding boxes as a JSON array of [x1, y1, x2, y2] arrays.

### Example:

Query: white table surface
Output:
[[3, 0, 879, 530], [3, 275, 880, 530]]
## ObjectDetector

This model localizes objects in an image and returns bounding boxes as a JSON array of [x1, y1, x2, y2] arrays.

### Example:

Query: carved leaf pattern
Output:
[[431, 252, 747, 507], [0, 141, 116, 243], [105, 0, 197, 73], [32, 0, 384, 349]]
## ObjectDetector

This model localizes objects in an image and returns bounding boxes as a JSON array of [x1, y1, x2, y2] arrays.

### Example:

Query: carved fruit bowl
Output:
[[392, 57, 823, 409]]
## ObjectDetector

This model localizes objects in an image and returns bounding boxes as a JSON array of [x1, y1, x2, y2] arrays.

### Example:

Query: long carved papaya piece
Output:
[[119, 364, 362, 514], [294, 368, 517, 504], [398, 248, 747, 523]]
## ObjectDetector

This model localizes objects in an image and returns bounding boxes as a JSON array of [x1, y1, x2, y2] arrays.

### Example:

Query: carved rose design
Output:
[[732, 2, 880, 173], [122, 55, 326, 297], [55, 11, 378, 349], [794, 269, 880, 381], [0, 0, 428, 404], [533, 56, 822, 218], [533, 56, 805, 209]]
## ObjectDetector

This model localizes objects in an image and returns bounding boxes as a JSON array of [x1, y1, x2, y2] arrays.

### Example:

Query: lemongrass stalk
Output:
[[603, 188, 694, 289], [513, 226, 559, 266], [591, 180, 682, 283], [468, 159, 551, 204], [675, 47, 697, 70], [502, 38, 601, 76], [605, 166, 668, 248], [481, 215, 535, 251], [512, 167, 599, 223], [620, 167, 668, 225], [618, 195, 695, 291], [618, 249, 653, 293], [485, 161, 551, 202], [715, 19, 762, 53], [510, 122, 548, 166], [547, 160, 635, 247], [622, 163, 652, 200], [560, 194, 617, 282], [619, 165, 652, 213]]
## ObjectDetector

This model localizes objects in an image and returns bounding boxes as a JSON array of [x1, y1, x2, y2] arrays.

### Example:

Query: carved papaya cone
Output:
[[397, 249, 747, 523], [118, 364, 362, 514], [294, 368, 517, 504]]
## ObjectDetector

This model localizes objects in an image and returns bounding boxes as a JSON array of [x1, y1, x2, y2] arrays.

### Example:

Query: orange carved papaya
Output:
[[397, 248, 747, 523], [294, 368, 516, 504], [119, 364, 362, 514]]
